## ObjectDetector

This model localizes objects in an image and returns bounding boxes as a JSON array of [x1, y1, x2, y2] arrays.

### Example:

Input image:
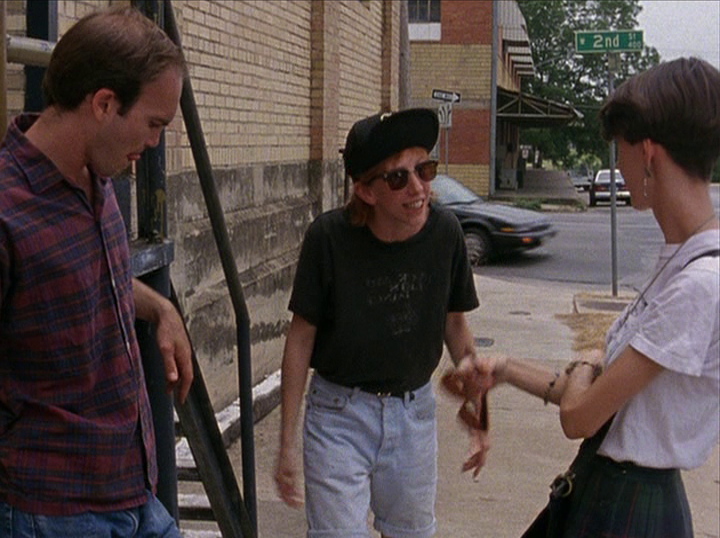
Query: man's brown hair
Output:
[[43, 6, 186, 114]]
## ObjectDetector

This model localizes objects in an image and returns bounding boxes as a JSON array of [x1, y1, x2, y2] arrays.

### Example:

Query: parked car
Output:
[[589, 169, 631, 206], [431, 175, 556, 266], [569, 167, 593, 191]]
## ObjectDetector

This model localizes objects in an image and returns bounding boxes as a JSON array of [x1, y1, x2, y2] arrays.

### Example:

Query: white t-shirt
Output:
[[598, 229, 720, 470]]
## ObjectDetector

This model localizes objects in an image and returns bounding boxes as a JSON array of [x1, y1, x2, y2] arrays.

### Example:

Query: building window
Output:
[[408, 0, 440, 23], [408, 0, 441, 41]]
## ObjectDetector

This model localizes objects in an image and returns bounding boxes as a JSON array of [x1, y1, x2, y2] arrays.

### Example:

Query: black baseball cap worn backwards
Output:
[[342, 108, 439, 180]]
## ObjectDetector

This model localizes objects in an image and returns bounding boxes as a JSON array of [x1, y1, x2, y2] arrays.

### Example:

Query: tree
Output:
[[517, 0, 661, 169]]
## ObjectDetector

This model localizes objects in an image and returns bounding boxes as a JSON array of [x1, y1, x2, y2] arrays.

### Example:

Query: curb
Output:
[[176, 370, 281, 464], [573, 291, 635, 315]]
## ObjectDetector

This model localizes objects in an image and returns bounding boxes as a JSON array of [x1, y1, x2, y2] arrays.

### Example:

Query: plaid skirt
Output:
[[562, 454, 693, 538]]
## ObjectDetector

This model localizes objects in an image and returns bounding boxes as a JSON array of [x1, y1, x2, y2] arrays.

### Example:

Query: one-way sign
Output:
[[432, 89, 461, 103]]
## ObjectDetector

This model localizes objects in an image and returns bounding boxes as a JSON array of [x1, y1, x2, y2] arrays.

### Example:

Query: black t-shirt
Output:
[[289, 205, 479, 393]]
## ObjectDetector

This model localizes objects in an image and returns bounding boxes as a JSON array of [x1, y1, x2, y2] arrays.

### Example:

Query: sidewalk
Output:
[[226, 274, 719, 538], [491, 168, 583, 210]]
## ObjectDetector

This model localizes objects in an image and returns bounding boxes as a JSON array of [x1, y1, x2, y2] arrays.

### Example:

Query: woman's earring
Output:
[[643, 168, 650, 198]]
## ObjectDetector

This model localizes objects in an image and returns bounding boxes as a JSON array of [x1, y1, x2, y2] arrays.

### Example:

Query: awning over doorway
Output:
[[497, 87, 582, 127]]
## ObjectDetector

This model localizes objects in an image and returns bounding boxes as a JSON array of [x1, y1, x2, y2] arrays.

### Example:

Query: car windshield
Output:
[[596, 170, 624, 183], [432, 175, 482, 205]]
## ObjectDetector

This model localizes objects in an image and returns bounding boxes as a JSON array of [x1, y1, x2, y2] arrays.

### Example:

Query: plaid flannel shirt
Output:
[[0, 115, 157, 515]]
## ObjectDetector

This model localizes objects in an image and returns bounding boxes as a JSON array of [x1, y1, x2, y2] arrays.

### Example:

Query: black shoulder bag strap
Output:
[[683, 249, 720, 268]]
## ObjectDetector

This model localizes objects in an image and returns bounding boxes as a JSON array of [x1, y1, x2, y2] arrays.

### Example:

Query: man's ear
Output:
[[353, 180, 377, 206], [90, 89, 118, 121]]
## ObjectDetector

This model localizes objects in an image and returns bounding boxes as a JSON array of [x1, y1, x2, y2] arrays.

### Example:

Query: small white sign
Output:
[[432, 89, 461, 103], [438, 103, 452, 128]]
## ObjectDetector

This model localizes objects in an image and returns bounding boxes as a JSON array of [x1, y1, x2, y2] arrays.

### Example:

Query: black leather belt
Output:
[[360, 387, 415, 400]]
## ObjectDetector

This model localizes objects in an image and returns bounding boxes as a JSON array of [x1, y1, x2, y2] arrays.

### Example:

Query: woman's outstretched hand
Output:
[[441, 355, 508, 476]]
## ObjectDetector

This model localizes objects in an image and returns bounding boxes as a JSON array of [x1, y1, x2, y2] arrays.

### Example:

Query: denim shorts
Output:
[[303, 374, 438, 538], [0, 491, 180, 538]]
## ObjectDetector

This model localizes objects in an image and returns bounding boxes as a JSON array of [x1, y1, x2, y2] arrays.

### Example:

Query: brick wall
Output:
[[337, 1, 384, 141], [169, 1, 313, 170], [167, 0, 398, 406], [440, 0, 492, 44], [410, 43, 492, 106], [3, 0, 28, 116], [409, 0, 494, 195]]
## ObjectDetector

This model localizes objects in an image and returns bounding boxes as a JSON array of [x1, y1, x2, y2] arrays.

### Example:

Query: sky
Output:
[[637, 0, 719, 68]]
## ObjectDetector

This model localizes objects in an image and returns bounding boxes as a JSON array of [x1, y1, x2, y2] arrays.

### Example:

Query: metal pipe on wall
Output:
[[1, 3, 7, 139], [2, 33, 56, 138], [490, 0, 499, 195], [6, 35, 55, 66]]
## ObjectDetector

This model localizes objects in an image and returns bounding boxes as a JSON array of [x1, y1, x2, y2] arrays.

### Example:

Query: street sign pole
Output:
[[608, 53, 619, 297], [438, 103, 452, 174], [576, 31, 642, 297], [432, 90, 461, 177], [445, 118, 449, 175]]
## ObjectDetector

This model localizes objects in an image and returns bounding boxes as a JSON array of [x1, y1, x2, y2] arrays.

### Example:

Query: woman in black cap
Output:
[[275, 108, 485, 537]]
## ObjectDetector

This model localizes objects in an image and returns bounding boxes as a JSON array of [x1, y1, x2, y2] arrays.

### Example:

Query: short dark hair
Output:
[[600, 57, 720, 179], [43, 6, 186, 114]]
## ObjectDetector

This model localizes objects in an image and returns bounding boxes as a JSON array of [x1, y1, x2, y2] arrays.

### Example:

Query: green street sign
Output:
[[575, 30, 643, 53]]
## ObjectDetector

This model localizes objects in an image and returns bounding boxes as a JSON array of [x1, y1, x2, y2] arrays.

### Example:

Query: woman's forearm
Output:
[[501, 358, 568, 406]]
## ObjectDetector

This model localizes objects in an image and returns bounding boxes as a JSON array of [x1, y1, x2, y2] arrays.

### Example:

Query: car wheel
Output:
[[589, 191, 596, 207], [465, 229, 491, 266]]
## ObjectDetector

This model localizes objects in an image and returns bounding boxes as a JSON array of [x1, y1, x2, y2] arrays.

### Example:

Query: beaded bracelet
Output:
[[543, 371, 560, 406], [565, 360, 603, 381]]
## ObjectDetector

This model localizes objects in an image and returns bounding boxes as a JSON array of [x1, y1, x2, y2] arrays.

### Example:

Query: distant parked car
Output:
[[569, 168, 593, 191], [589, 169, 631, 206], [431, 175, 556, 266]]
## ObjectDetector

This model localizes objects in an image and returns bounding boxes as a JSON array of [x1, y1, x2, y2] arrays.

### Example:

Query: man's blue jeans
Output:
[[0, 492, 181, 537]]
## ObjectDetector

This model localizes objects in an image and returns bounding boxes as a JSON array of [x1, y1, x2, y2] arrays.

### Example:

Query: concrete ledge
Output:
[[176, 370, 281, 468], [573, 291, 635, 314]]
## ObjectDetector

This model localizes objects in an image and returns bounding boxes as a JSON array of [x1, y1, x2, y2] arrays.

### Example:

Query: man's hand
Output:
[[155, 303, 194, 404], [133, 278, 194, 404]]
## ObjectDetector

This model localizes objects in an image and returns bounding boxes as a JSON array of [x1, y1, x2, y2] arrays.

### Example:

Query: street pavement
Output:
[[228, 273, 719, 538]]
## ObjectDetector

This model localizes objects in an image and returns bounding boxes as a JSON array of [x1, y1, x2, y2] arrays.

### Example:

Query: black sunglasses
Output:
[[368, 160, 439, 191]]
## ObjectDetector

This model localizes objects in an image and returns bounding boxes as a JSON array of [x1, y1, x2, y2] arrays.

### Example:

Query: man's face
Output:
[[90, 67, 183, 177]]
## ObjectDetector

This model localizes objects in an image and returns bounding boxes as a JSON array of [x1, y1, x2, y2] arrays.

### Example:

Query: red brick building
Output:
[[408, 0, 579, 196]]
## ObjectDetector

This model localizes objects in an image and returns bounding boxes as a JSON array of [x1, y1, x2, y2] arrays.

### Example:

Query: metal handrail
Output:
[[163, 1, 258, 532], [6, 35, 54, 66]]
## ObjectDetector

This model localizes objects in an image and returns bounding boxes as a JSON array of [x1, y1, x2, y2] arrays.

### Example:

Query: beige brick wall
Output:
[[4, 0, 396, 178], [442, 164, 490, 194], [170, 0, 313, 171], [3, 0, 26, 117], [381, 0, 400, 112], [410, 40, 493, 194], [337, 0, 385, 142], [57, 0, 114, 33], [410, 43, 492, 107]]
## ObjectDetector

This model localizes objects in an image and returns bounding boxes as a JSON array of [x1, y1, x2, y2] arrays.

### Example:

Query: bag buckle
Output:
[[549, 471, 575, 499]]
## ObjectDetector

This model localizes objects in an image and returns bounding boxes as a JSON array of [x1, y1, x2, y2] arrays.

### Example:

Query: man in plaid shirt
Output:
[[0, 7, 193, 537]]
